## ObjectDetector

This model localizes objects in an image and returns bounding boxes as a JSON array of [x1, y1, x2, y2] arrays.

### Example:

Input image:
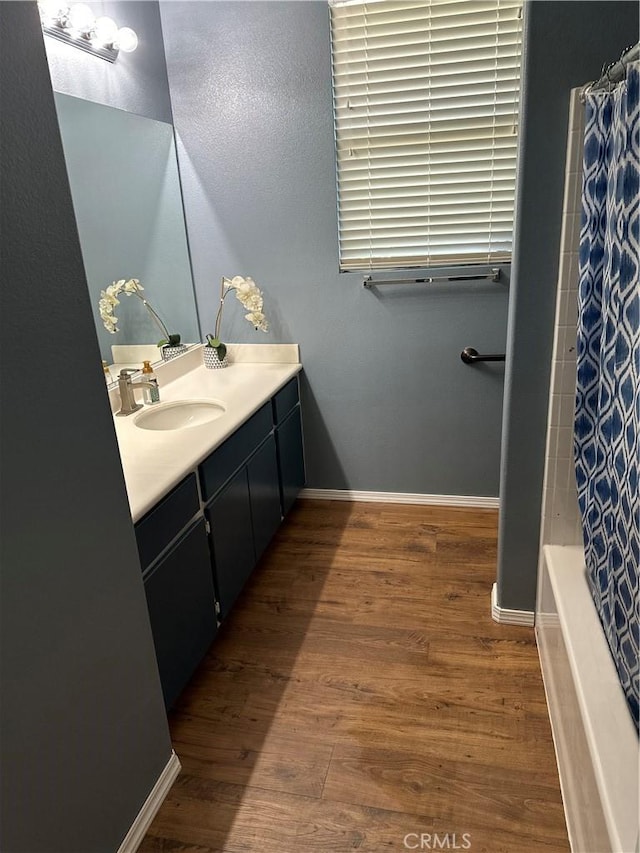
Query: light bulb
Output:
[[116, 26, 138, 53], [67, 3, 94, 32], [94, 15, 118, 46], [38, 1, 67, 23]]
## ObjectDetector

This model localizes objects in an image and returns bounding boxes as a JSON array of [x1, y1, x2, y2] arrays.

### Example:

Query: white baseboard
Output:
[[299, 488, 499, 509], [491, 582, 535, 626], [117, 750, 181, 853]]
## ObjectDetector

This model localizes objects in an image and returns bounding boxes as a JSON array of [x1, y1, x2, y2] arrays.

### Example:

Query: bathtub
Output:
[[536, 545, 639, 853]]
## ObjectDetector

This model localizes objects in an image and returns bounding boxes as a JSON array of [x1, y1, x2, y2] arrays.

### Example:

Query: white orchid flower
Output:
[[98, 278, 173, 342], [245, 311, 269, 332], [242, 292, 264, 312], [210, 275, 270, 345], [100, 289, 119, 307], [230, 275, 252, 293], [101, 312, 119, 333]]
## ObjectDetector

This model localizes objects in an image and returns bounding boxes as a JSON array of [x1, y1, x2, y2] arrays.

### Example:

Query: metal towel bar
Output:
[[363, 268, 501, 288], [461, 347, 505, 364]]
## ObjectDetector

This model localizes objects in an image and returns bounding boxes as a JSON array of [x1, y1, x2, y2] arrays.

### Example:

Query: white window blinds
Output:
[[330, 0, 523, 271]]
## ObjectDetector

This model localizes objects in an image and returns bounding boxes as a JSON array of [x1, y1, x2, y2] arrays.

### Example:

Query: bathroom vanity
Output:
[[49, 82, 307, 711], [112, 346, 305, 709]]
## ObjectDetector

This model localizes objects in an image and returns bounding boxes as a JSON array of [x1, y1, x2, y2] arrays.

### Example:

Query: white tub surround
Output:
[[110, 344, 301, 521], [538, 547, 639, 853], [538, 88, 584, 554], [535, 90, 640, 853]]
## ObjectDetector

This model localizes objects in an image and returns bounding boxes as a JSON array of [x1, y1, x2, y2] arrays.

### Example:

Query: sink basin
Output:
[[134, 399, 226, 431]]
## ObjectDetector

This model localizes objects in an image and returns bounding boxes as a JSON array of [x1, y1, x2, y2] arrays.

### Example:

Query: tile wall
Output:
[[539, 89, 585, 548]]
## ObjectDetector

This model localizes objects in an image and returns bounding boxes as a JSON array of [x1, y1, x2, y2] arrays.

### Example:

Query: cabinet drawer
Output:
[[272, 377, 300, 425], [135, 473, 200, 572], [200, 402, 272, 502], [143, 519, 217, 710]]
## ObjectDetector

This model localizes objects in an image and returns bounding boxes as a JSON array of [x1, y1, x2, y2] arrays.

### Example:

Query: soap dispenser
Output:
[[141, 360, 160, 404], [102, 360, 112, 385]]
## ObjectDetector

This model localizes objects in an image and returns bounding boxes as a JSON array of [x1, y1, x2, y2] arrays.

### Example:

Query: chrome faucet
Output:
[[116, 369, 156, 416]]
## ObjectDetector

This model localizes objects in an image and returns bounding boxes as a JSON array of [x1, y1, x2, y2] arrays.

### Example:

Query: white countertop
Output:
[[112, 345, 301, 522]]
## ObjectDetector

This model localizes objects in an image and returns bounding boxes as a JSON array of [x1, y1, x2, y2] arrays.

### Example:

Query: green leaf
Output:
[[157, 338, 168, 347], [168, 333, 181, 346], [205, 336, 226, 360]]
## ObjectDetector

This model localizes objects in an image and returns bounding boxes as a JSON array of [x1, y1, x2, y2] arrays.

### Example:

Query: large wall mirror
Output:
[[53, 92, 201, 377]]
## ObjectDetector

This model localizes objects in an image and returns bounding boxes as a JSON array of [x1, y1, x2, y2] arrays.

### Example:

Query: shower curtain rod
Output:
[[581, 42, 639, 99]]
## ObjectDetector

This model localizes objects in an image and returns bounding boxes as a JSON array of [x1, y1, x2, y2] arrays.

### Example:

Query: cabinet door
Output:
[[143, 520, 217, 710], [247, 433, 282, 561], [272, 376, 299, 425], [206, 467, 254, 620], [276, 405, 306, 516]]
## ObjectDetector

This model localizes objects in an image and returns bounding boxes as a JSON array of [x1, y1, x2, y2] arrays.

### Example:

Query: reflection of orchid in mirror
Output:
[[98, 278, 181, 348], [205, 275, 269, 362]]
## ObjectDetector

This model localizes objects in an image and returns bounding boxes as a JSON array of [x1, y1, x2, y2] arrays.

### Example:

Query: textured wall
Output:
[[497, 0, 640, 611], [44, 0, 173, 123], [0, 4, 172, 850], [160, 0, 509, 497]]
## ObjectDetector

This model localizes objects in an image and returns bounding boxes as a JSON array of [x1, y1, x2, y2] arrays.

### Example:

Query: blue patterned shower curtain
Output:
[[575, 63, 639, 729]]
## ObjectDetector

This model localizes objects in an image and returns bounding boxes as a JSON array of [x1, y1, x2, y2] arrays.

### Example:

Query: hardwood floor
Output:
[[140, 500, 569, 853]]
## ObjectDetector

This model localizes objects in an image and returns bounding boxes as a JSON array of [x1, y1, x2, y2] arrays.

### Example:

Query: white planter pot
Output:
[[161, 344, 188, 361], [203, 347, 228, 369]]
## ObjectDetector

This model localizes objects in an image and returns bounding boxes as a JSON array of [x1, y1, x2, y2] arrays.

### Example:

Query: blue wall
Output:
[[0, 3, 172, 850], [160, 0, 509, 497], [497, 0, 639, 611]]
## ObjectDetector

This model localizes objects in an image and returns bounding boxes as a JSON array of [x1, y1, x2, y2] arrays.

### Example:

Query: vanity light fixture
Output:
[[38, 2, 138, 62]]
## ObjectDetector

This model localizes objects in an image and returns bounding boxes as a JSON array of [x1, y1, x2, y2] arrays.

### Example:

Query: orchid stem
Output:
[[135, 293, 171, 341], [214, 276, 232, 340]]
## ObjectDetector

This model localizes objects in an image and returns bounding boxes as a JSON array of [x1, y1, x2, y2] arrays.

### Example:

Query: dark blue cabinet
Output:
[[142, 519, 217, 710], [273, 378, 306, 517], [276, 404, 305, 517], [247, 433, 282, 560], [202, 424, 282, 618], [135, 474, 200, 572], [272, 377, 300, 424], [199, 403, 273, 502], [136, 374, 305, 708], [135, 475, 215, 711], [204, 467, 255, 620]]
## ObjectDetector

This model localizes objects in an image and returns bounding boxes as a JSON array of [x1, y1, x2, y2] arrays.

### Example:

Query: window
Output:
[[329, 0, 523, 271]]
